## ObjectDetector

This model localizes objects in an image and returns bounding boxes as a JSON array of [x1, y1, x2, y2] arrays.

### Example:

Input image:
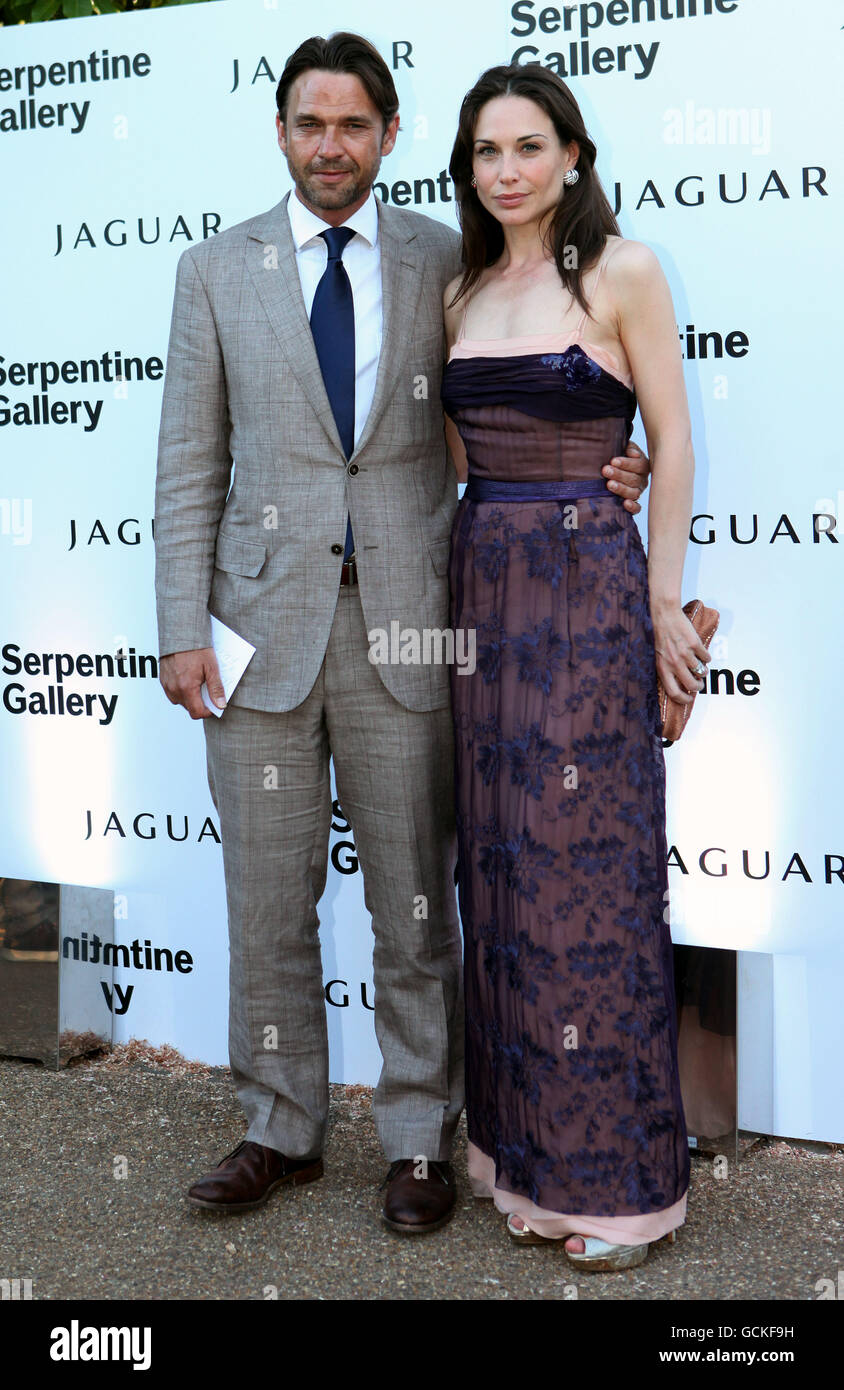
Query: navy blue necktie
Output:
[[310, 225, 356, 562]]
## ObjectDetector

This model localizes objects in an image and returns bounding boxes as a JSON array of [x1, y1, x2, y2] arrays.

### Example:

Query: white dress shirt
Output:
[[286, 188, 382, 451]]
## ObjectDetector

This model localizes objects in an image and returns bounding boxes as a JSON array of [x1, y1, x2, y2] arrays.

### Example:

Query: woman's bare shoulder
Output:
[[602, 235, 663, 286]]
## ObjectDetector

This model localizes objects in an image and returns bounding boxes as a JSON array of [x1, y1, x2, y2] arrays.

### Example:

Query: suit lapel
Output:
[[244, 191, 424, 461], [352, 200, 423, 460], [245, 192, 344, 458]]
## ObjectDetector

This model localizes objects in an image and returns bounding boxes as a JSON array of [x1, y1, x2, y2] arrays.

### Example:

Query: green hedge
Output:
[[1, 0, 209, 23]]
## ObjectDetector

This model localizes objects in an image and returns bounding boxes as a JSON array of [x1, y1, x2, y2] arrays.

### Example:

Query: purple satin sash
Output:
[[466, 476, 611, 502]]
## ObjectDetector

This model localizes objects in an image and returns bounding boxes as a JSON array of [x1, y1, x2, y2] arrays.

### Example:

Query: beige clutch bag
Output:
[[657, 599, 720, 745]]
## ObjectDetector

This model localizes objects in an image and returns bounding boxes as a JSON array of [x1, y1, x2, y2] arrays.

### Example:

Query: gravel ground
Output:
[[1, 1047, 842, 1302]]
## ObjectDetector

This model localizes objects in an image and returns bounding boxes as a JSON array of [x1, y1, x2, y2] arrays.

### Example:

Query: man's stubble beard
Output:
[[286, 153, 382, 213]]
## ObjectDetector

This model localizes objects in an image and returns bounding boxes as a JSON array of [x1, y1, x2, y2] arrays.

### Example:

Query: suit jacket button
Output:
[[348, 463, 359, 475], [331, 543, 343, 555]]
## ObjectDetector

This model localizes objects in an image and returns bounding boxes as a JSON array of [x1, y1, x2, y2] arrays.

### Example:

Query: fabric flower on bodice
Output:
[[540, 344, 603, 388]]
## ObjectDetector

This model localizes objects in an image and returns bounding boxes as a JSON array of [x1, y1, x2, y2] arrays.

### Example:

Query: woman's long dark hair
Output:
[[448, 64, 620, 320]]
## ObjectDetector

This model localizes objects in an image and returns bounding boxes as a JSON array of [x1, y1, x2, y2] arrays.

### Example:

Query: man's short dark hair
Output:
[[276, 32, 399, 130]]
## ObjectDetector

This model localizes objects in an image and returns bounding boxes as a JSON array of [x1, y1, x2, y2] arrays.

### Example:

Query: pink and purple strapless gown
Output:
[[441, 326, 689, 1244]]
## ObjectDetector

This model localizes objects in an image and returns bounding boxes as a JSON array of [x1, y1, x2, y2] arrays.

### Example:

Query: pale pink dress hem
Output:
[[468, 1141, 688, 1244]]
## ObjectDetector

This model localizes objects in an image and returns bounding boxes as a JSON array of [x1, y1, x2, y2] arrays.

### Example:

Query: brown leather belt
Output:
[[339, 555, 358, 586]]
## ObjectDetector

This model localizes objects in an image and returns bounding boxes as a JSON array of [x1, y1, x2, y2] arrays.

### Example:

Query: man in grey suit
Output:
[[155, 32, 648, 1233]]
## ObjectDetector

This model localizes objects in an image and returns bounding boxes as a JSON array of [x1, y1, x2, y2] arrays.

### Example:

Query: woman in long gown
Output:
[[441, 65, 711, 1271]]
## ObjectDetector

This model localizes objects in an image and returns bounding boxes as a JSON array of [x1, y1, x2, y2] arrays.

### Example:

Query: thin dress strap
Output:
[[573, 240, 624, 336]]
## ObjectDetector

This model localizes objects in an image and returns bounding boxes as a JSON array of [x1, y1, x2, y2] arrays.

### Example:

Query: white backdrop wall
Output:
[[1, 0, 841, 1138]]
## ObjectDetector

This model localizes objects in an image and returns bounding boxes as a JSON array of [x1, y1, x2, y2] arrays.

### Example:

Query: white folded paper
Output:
[[200, 614, 257, 717]]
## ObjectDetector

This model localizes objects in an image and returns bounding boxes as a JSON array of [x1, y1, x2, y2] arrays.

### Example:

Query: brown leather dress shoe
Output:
[[381, 1159, 457, 1234], [187, 1139, 323, 1212]]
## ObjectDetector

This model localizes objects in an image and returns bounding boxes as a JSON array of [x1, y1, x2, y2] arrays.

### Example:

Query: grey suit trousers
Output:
[[203, 584, 464, 1162]]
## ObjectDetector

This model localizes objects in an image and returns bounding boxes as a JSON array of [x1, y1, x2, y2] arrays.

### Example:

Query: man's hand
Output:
[[159, 647, 225, 719], [603, 440, 651, 514]]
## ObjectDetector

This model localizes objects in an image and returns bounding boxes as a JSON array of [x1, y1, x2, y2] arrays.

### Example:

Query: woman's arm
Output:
[[443, 276, 470, 484], [444, 414, 469, 484], [608, 241, 711, 704]]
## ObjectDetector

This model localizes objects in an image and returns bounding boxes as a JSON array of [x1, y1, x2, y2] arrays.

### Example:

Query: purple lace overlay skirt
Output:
[[449, 482, 690, 1234]]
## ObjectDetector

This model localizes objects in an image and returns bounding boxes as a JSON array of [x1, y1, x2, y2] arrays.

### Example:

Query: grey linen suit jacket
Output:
[[154, 191, 463, 713]]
